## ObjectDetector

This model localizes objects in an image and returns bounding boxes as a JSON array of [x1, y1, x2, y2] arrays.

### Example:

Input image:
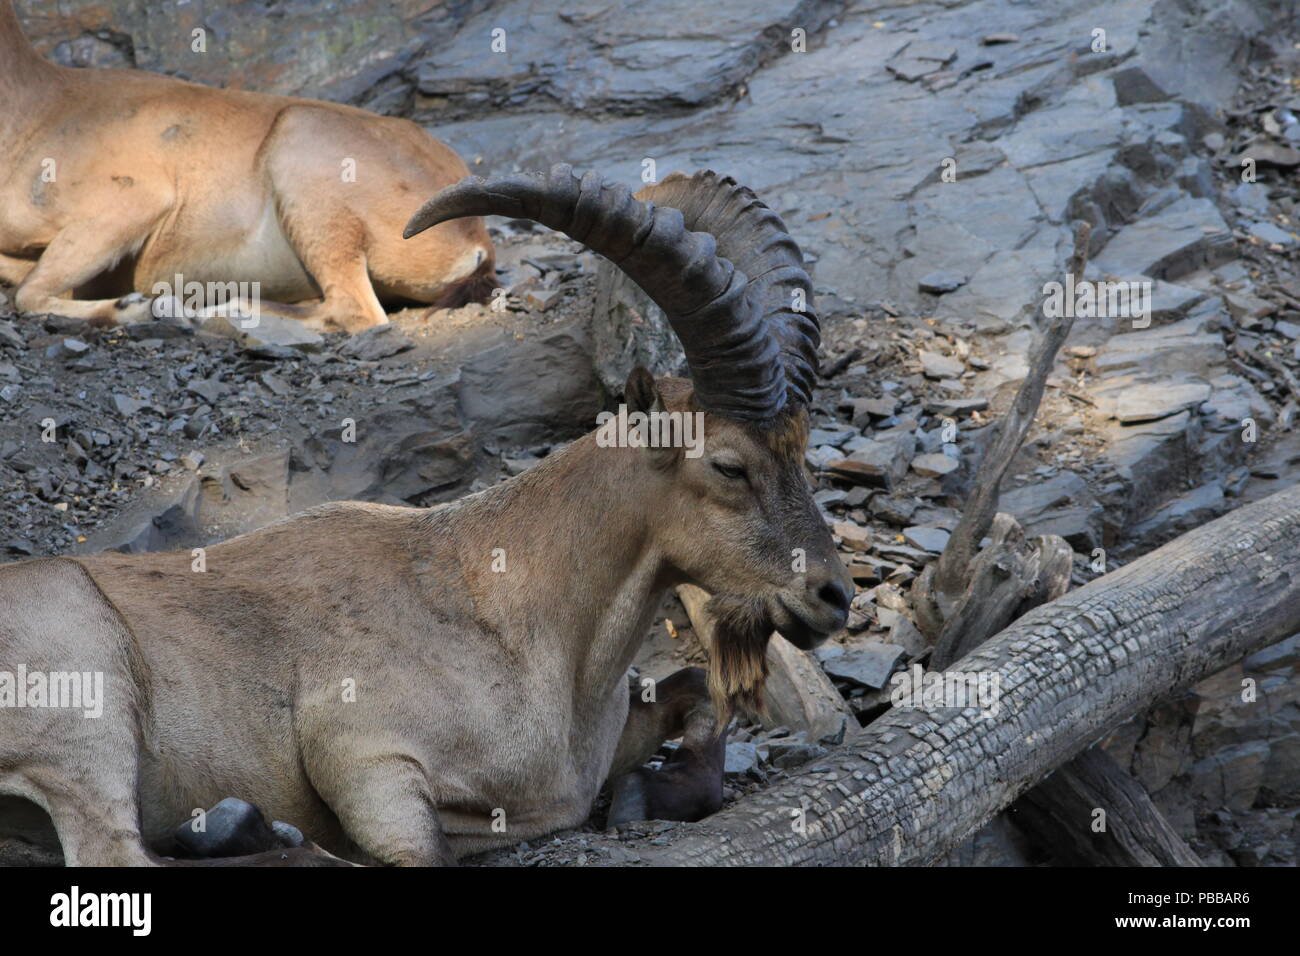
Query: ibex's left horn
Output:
[[635, 170, 820, 408], [404, 163, 818, 421]]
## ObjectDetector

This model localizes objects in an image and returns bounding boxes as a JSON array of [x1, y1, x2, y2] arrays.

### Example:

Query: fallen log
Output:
[[503, 481, 1300, 866]]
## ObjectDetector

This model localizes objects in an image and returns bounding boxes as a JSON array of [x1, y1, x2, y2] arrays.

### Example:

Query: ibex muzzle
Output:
[[0, 165, 853, 865]]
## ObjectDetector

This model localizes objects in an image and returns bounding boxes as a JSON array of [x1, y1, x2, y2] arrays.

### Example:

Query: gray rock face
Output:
[[1092, 197, 1233, 281], [999, 472, 1103, 552], [458, 328, 603, 446]]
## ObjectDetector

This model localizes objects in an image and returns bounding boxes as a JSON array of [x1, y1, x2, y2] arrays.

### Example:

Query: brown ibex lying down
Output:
[[0, 164, 853, 866], [0, 1, 493, 331]]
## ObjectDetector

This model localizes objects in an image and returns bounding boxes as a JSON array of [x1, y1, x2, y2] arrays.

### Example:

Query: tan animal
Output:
[[0, 164, 853, 866], [0, 1, 493, 331]]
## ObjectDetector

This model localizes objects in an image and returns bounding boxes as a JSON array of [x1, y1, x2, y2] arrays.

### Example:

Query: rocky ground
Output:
[[6, 0, 1300, 866]]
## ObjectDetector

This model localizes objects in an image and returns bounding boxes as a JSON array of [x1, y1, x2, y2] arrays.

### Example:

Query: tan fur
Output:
[[0, 2, 493, 331], [0, 374, 851, 865]]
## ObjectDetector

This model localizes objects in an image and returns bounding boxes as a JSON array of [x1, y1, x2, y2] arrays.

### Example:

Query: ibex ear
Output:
[[624, 366, 663, 415], [623, 366, 678, 469]]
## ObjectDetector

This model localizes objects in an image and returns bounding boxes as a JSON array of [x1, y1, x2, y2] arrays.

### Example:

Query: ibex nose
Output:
[[808, 567, 851, 623]]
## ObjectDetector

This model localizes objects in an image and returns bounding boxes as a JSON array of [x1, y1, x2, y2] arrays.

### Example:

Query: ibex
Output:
[[0, 0, 493, 331], [0, 165, 853, 866]]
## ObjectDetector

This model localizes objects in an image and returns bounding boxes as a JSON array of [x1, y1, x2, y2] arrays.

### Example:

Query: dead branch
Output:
[[914, 220, 1091, 667]]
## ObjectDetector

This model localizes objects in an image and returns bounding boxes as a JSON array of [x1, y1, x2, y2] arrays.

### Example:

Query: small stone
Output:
[[766, 738, 827, 770], [724, 741, 761, 778], [46, 337, 90, 360], [919, 350, 964, 379], [202, 313, 323, 353], [181, 451, 205, 471], [911, 452, 959, 477], [808, 425, 856, 448], [846, 558, 882, 584], [833, 519, 872, 551], [1274, 320, 1300, 340], [823, 642, 907, 689], [850, 397, 897, 430], [814, 488, 849, 509], [258, 371, 290, 396], [186, 376, 226, 404], [1248, 221, 1296, 247], [918, 271, 967, 294], [523, 287, 561, 311], [925, 397, 987, 417], [1115, 382, 1211, 423], [502, 455, 539, 475], [870, 494, 917, 526], [110, 394, 149, 416], [903, 525, 950, 553], [339, 323, 414, 361], [0, 320, 24, 349]]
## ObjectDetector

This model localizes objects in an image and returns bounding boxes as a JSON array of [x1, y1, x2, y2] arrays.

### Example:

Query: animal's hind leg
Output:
[[6, 769, 155, 866], [0, 559, 157, 865], [606, 666, 727, 825], [264, 208, 388, 333]]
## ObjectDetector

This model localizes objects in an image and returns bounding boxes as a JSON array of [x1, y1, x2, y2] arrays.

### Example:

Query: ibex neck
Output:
[[429, 434, 669, 690]]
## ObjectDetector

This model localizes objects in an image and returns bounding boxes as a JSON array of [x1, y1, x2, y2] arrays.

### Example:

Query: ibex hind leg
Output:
[[0, 560, 160, 865], [607, 667, 728, 826]]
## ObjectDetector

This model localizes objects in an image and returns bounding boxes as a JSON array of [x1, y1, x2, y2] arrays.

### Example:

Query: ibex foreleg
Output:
[[13, 210, 166, 326], [607, 667, 727, 826], [304, 745, 456, 866], [0, 252, 35, 286]]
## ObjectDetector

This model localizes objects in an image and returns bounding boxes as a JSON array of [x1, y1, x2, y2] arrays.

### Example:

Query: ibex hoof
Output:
[[607, 770, 651, 827]]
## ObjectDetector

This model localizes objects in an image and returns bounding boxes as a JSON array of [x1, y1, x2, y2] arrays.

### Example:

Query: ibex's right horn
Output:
[[405, 164, 818, 422]]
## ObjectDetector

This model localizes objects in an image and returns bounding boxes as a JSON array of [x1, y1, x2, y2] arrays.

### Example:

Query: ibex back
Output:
[[0, 166, 853, 865], [0, 1, 493, 330]]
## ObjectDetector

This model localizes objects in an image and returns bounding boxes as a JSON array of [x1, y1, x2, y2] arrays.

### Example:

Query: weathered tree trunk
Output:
[[518, 482, 1300, 865], [1011, 747, 1204, 866]]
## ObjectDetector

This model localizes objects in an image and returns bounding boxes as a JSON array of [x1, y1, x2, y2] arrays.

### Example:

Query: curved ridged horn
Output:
[[405, 164, 818, 420], [634, 171, 819, 408]]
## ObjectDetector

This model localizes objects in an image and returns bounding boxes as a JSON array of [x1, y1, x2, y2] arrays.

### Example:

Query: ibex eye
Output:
[[712, 462, 746, 480]]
